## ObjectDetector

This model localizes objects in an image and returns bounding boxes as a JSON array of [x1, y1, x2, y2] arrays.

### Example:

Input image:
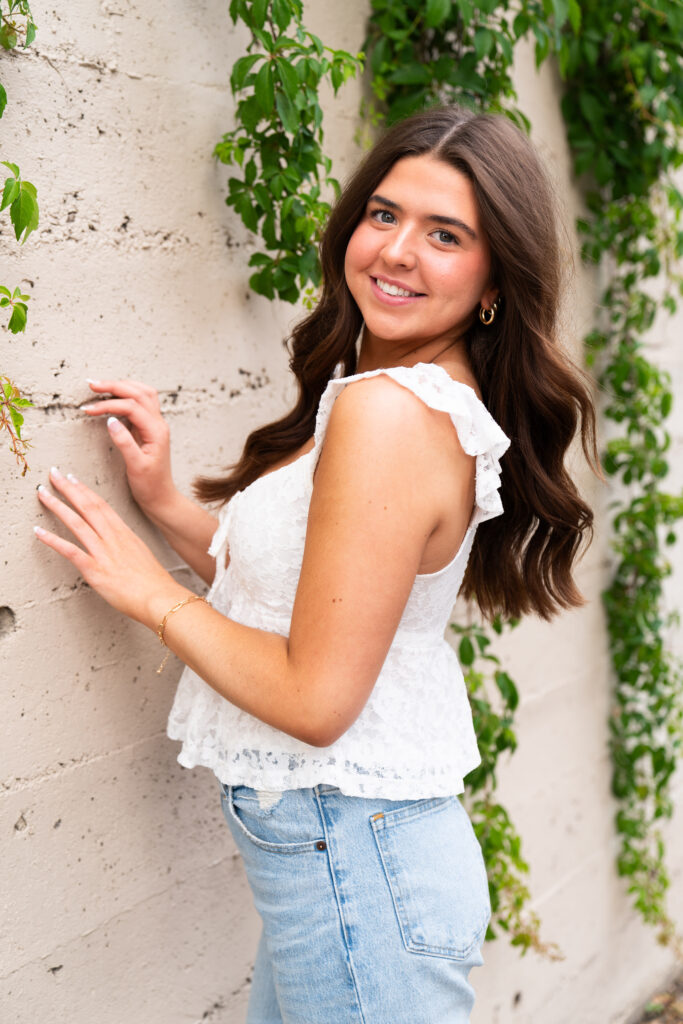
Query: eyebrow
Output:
[[368, 194, 478, 241]]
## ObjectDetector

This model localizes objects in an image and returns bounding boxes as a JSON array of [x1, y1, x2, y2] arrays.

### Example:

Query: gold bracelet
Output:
[[156, 594, 208, 674]]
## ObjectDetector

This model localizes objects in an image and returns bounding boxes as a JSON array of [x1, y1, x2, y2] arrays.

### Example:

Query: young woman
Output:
[[35, 107, 599, 1022]]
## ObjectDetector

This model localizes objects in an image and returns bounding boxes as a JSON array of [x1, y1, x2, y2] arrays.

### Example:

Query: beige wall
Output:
[[2, 3, 681, 1022]]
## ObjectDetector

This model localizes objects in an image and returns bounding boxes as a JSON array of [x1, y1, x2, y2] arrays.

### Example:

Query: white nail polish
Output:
[[67, 473, 79, 484], [82, 405, 95, 412], [86, 378, 100, 385], [34, 525, 46, 536], [37, 484, 48, 494], [107, 416, 121, 432], [50, 466, 62, 479]]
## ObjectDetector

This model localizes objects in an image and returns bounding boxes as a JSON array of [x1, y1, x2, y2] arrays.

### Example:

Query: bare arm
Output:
[[153, 377, 474, 744], [142, 489, 219, 586], [38, 376, 474, 746]]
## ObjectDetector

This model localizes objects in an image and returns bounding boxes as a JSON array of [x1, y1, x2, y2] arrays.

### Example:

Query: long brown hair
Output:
[[195, 107, 601, 621]]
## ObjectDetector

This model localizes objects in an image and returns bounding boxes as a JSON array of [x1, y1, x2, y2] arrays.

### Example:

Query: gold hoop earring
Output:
[[479, 297, 499, 325]]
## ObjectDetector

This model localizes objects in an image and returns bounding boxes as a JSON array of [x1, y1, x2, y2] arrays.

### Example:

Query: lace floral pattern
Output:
[[167, 363, 511, 799]]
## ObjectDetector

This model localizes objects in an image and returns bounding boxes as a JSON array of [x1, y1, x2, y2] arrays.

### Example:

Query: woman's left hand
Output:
[[35, 466, 190, 630]]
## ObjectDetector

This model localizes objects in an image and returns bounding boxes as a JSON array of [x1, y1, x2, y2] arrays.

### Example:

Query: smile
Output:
[[372, 276, 425, 299]]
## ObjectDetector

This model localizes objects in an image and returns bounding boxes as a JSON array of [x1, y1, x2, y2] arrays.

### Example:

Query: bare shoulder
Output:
[[325, 372, 470, 466]]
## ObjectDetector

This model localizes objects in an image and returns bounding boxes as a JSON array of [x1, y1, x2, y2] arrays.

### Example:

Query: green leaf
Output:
[[474, 27, 494, 60], [0, 24, 18, 50], [25, 21, 36, 47], [231, 53, 262, 92], [9, 406, 24, 436], [0, 286, 11, 299], [1, 161, 20, 179], [425, 0, 451, 28], [495, 671, 519, 711], [0, 84, 6, 118], [272, 0, 293, 31], [459, 636, 475, 666], [275, 89, 300, 134], [8, 301, 27, 333], [2, 179, 22, 213], [254, 61, 275, 114], [10, 186, 39, 243], [251, 0, 269, 31], [276, 57, 300, 102]]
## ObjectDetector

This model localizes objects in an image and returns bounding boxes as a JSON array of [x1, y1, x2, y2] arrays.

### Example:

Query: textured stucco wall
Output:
[[2, 3, 682, 1022]]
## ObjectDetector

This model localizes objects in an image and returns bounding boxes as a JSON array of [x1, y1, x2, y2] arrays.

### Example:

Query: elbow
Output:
[[296, 714, 349, 749]]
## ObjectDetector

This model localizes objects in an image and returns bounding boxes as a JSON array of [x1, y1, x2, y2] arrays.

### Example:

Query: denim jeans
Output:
[[220, 782, 491, 1023]]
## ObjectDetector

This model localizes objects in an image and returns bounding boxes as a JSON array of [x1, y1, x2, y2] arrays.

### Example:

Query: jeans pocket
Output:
[[371, 796, 491, 960], [221, 784, 324, 854]]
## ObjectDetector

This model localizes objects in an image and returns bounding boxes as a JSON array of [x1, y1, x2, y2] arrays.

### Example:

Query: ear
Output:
[[479, 287, 499, 310]]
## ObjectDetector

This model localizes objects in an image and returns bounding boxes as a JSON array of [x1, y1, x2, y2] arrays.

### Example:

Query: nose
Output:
[[380, 224, 417, 269]]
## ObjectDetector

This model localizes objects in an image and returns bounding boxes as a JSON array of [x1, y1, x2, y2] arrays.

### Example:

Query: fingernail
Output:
[[107, 416, 122, 433], [50, 466, 63, 479], [34, 525, 47, 537], [37, 484, 48, 495], [67, 473, 79, 484], [82, 404, 95, 412], [86, 378, 100, 385]]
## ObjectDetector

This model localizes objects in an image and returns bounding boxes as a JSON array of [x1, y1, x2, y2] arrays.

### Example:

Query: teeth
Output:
[[375, 277, 419, 298]]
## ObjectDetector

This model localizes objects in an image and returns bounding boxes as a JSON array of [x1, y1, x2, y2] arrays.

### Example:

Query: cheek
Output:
[[345, 224, 376, 281], [436, 254, 491, 301]]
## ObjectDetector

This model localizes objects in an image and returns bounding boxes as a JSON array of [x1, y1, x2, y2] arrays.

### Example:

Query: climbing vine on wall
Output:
[[1, 0, 38, 474], [556, 0, 683, 951], [215, 0, 362, 304], [451, 616, 563, 958], [365, 0, 683, 951]]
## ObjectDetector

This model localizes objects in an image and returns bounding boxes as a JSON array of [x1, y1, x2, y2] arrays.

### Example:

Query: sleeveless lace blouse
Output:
[[167, 362, 511, 798]]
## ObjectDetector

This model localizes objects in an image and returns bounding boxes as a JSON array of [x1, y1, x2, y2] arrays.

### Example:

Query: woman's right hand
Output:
[[82, 379, 177, 519]]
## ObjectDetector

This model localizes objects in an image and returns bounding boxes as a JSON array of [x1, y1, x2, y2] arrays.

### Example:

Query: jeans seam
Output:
[[313, 787, 368, 1024]]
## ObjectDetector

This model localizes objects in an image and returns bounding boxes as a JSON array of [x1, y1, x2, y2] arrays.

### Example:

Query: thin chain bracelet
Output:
[[156, 594, 208, 674]]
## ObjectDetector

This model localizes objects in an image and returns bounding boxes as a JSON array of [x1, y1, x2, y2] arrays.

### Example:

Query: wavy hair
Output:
[[195, 107, 601, 621]]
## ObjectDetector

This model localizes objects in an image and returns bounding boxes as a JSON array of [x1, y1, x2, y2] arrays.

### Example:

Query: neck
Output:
[[356, 326, 466, 373]]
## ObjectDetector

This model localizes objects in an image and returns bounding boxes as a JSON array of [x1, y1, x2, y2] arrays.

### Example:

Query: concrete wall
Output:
[[2, 3, 681, 1022]]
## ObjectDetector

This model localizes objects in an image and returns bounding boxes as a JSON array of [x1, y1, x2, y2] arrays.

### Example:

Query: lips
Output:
[[371, 275, 426, 299]]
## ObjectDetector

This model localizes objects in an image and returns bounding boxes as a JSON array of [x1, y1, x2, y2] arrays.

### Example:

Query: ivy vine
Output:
[[1, 0, 38, 475], [452, 617, 563, 958], [556, 0, 683, 952], [215, 0, 362, 304]]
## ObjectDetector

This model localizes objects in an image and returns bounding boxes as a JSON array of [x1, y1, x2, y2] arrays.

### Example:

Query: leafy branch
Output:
[[216, 0, 362, 304], [0, 0, 36, 52], [557, 0, 683, 950], [1, 160, 39, 244], [1, 0, 36, 473], [0, 374, 32, 475], [454, 617, 564, 959]]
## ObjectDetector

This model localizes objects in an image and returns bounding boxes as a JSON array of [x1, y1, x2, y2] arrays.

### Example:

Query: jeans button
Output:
[[316, 840, 327, 851]]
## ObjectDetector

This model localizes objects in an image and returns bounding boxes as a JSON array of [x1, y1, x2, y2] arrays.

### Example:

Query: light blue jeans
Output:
[[220, 782, 491, 1023]]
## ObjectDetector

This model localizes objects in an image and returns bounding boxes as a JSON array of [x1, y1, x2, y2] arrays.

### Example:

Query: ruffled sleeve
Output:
[[313, 362, 511, 528]]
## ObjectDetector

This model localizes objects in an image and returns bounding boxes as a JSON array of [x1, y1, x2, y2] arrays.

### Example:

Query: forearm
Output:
[[143, 490, 219, 586], [149, 590, 326, 745]]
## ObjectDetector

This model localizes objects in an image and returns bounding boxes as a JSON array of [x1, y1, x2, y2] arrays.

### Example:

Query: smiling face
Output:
[[344, 154, 498, 359]]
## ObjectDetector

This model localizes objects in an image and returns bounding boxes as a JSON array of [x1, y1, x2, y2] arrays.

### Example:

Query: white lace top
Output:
[[167, 362, 511, 798]]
